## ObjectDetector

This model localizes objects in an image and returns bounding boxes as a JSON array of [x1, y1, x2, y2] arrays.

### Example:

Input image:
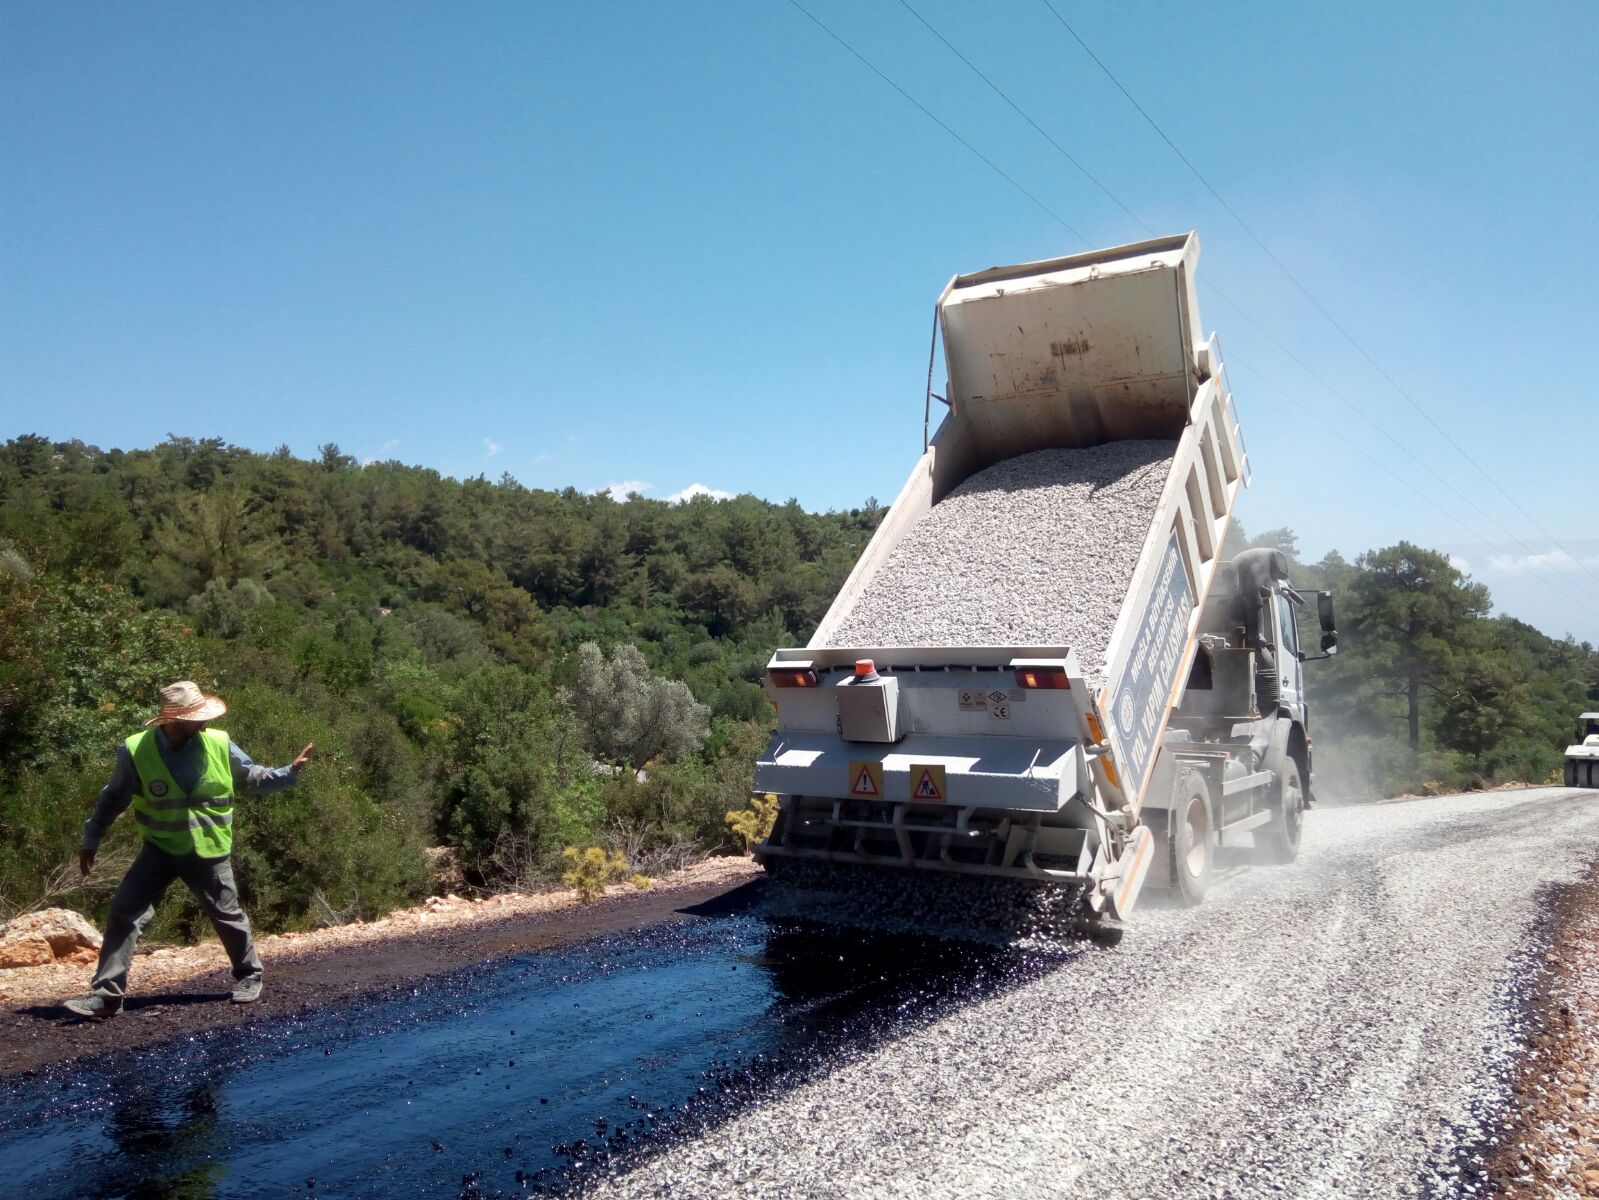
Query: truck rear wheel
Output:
[[1261, 757, 1305, 864], [1568, 760, 1580, 787], [1169, 772, 1212, 907]]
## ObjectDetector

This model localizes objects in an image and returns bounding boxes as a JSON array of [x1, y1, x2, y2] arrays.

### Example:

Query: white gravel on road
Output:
[[589, 788, 1599, 1199], [825, 441, 1176, 689]]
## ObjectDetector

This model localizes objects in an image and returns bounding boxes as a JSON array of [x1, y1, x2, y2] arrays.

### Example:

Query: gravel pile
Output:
[[588, 787, 1599, 1200], [825, 441, 1176, 688]]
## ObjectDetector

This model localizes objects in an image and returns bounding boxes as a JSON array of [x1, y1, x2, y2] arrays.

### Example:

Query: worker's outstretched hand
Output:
[[291, 742, 315, 773], [78, 849, 96, 878]]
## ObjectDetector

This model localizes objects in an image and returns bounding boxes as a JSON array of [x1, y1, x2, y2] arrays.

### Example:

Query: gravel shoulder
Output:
[[0, 856, 759, 1078]]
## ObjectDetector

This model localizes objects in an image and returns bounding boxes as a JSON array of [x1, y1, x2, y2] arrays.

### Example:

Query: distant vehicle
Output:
[[751, 233, 1337, 926], [1564, 713, 1599, 787]]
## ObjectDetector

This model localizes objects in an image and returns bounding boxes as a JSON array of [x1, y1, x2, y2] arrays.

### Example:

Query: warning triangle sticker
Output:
[[850, 765, 881, 798], [913, 768, 944, 801]]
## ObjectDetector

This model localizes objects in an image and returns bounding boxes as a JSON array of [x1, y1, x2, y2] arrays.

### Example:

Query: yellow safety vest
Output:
[[126, 728, 236, 857]]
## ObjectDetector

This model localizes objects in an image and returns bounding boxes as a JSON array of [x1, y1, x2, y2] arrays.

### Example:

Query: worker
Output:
[[61, 681, 314, 1021]]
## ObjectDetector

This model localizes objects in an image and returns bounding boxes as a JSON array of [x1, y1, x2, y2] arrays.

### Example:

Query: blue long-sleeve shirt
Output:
[[82, 728, 301, 851]]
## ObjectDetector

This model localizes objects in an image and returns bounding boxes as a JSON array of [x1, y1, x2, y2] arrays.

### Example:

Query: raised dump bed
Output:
[[755, 233, 1254, 921]]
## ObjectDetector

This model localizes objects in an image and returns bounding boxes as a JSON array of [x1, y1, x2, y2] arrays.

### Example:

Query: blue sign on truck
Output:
[[1106, 533, 1194, 800]]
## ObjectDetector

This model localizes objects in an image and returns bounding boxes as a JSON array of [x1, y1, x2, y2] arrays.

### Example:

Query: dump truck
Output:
[[752, 232, 1338, 923], [1565, 714, 1599, 787]]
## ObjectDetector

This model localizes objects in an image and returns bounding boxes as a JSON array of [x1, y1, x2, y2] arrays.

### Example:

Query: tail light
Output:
[[1010, 658, 1071, 689], [768, 664, 819, 689]]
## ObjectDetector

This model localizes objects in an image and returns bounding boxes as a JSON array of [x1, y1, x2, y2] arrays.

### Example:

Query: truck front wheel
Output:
[[1262, 757, 1305, 864], [1169, 772, 1213, 906]]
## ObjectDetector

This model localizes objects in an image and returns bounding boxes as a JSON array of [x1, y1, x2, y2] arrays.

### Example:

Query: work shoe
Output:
[[62, 994, 120, 1021], [231, 975, 263, 1005]]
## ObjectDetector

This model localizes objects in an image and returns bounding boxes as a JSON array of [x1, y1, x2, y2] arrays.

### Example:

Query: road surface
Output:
[[594, 785, 1599, 1200], [1, 785, 1594, 1198]]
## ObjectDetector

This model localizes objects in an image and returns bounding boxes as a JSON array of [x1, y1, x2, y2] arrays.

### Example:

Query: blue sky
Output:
[[4, 2, 1596, 640]]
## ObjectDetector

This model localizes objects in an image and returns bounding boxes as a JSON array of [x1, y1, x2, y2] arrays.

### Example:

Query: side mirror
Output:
[[1320, 631, 1339, 655], [1317, 592, 1336, 633]]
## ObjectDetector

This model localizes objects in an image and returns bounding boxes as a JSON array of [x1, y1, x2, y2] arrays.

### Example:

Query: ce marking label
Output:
[[989, 702, 1011, 720]]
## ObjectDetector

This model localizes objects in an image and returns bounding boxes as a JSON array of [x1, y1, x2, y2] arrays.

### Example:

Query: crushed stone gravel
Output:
[[586, 788, 1599, 1200], [825, 441, 1176, 688]]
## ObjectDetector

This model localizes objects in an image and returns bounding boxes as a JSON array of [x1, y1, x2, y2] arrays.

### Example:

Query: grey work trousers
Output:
[[91, 841, 262, 1000]]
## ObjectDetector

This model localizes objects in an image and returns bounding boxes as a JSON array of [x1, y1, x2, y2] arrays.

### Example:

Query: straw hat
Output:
[[144, 681, 228, 726]]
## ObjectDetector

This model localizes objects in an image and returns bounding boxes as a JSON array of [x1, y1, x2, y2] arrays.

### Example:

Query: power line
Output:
[[1227, 354, 1598, 628], [783, 0, 1090, 246], [888, 0, 1597, 616], [1037, 0, 1599, 596], [1198, 284, 1599, 616], [893, 0, 1148, 235], [1226, 358, 1484, 544], [785, 0, 1598, 621]]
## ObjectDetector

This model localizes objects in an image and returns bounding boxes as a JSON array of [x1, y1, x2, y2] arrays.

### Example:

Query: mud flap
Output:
[[1105, 824, 1156, 920]]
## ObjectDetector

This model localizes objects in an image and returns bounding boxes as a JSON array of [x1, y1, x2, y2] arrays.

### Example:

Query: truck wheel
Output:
[[1261, 757, 1305, 864], [1568, 760, 1580, 787], [1169, 772, 1213, 907]]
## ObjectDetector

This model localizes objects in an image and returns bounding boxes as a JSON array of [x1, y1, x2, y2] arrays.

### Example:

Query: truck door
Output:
[[1273, 591, 1302, 711]]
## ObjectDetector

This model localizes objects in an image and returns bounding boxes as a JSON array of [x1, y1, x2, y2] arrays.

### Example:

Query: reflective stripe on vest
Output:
[[126, 728, 236, 858]]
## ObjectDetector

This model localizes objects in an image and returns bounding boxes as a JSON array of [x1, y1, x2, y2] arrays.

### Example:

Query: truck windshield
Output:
[[1277, 595, 1300, 658]]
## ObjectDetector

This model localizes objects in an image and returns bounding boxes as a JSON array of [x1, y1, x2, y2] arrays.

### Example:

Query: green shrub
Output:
[[725, 793, 779, 853], [560, 845, 629, 901]]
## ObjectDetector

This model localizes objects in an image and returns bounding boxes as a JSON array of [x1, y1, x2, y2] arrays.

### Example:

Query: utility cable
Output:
[[784, 0, 1598, 622], [887, 0, 1597, 614], [784, 0, 1090, 246], [893, 0, 1150, 235], [1199, 284, 1599, 617], [1227, 353, 1597, 629], [1038, 0, 1599, 594]]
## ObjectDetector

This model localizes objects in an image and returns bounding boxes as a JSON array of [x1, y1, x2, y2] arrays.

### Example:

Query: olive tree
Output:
[[566, 642, 710, 770]]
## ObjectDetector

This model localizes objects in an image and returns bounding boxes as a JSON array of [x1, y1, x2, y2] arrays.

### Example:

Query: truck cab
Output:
[[1150, 548, 1337, 901]]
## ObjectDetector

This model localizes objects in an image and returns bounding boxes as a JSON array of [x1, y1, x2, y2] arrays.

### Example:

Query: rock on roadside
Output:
[[0, 909, 101, 969]]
